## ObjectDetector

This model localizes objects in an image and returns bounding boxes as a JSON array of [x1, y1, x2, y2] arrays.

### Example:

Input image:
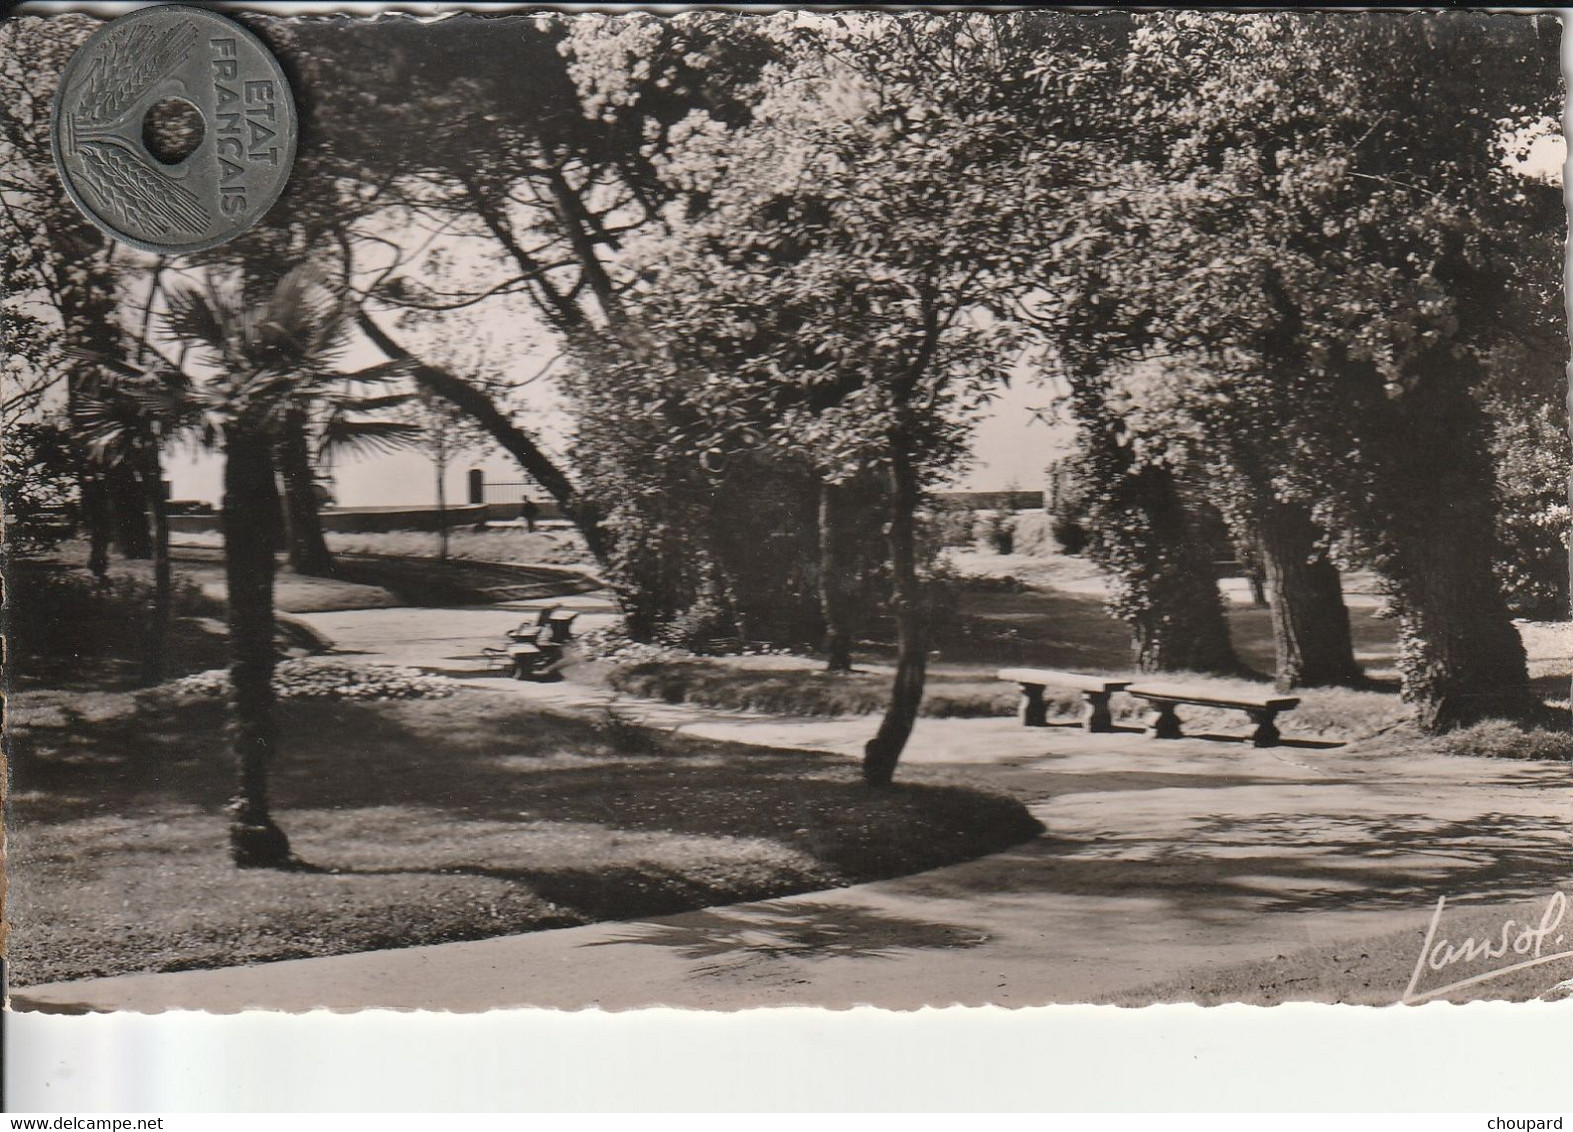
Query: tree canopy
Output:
[[4, 9, 1564, 789]]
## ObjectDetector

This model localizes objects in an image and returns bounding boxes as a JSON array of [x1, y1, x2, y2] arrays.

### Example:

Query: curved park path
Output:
[[14, 596, 1571, 1013]]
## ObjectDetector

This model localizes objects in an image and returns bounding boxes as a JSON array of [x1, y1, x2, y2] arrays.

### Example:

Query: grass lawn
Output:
[[6, 547, 598, 696], [34, 538, 599, 617], [1101, 888, 1573, 1005], [162, 544, 600, 612], [598, 657, 1022, 720], [4, 686, 1042, 987], [5, 557, 330, 693]]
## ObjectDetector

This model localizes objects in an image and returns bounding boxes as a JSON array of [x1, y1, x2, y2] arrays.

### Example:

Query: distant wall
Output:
[[166, 493, 1024, 536], [482, 500, 563, 522], [169, 505, 493, 535], [933, 490, 1044, 512]]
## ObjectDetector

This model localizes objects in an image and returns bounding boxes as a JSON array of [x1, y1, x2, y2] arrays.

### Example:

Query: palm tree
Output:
[[277, 372, 426, 578], [163, 264, 419, 867], [74, 357, 199, 686]]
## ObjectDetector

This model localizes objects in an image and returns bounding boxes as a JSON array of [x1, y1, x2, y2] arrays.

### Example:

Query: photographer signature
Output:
[[1403, 890, 1572, 1004]]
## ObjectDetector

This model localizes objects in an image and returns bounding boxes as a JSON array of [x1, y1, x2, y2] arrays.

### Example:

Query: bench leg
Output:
[[1247, 709, 1281, 747], [1082, 691, 1114, 733], [1018, 684, 1048, 728], [513, 656, 542, 680], [1147, 702, 1183, 740]]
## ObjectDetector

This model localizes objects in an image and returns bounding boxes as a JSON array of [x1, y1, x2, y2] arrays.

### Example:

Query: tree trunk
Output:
[[1367, 351, 1535, 731], [139, 450, 172, 687], [107, 460, 153, 559], [1384, 495, 1534, 730], [222, 425, 293, 869], [59, 228, 129, 576], [818, 480, 856, 673], [1120, 463, 1242, 676], [356, 310, 609, 565], [862, 443, 925, 787], [81, 472, 112, 580], [1255, 501, 1364, 691], [435, 453, 449, 563], [277, 414, 335, 577], [1393, 545, 1532, 730]]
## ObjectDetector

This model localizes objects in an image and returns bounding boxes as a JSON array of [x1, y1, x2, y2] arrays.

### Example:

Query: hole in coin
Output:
[[141, 97, 205, 165]]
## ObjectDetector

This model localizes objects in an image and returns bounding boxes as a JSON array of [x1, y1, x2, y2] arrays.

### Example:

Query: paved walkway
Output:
[[13, 602, 1571, 1013]]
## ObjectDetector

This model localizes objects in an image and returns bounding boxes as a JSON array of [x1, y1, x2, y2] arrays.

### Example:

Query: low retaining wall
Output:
[[168, 505, 491, 535]]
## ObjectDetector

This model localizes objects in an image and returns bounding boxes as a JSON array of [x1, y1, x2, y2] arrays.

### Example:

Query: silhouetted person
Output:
[[520, 496, 540, 532]]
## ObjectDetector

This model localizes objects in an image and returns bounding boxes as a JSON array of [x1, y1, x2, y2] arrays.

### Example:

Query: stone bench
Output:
[[998, 668, 1133, 733], [1125, 683, 1300, 748]]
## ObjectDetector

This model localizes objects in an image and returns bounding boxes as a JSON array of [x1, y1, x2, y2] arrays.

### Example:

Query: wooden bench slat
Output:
[[1126, 684, 1299, 711], [1126, 684, 1298, 747]]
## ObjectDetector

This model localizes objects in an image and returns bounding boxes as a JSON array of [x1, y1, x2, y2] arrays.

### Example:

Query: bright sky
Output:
[[143, 89, 1573, 510], [163, 356, 1074, 507]]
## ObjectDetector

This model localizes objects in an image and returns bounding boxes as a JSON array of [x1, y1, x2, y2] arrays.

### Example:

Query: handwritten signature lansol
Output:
[[1403, 890, 1572, 1004]]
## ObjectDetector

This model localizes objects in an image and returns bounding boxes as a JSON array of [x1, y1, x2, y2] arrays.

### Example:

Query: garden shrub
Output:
[[979, 509, 1015, 554], [1045, 460, 1092, 555], [921, 499, 980, 551], [655, 593, 739, 654], [5, 564, 222, 664], [174, 658, 459, 701], [1432, 719, 1573, 762], [0, 423, 79, 554], [1489, 398, 1570, 620]]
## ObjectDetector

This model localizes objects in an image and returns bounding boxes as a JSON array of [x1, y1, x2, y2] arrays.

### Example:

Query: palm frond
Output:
[[335, 392, 417, 413], [319, 417, 427, 460], [162, 283, 229, 357], [61, 344, 147, 379], [335, 359, 418, 384], [262, 263, 349, 365], [74, 390, 149, 466], [160, 262, 366, 430]]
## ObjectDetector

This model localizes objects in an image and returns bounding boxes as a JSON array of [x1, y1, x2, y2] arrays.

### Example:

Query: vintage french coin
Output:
[[51, 4, 297, 254]]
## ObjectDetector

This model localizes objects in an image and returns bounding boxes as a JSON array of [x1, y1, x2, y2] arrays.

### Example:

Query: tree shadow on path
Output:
[[886, 809, 1572, 922], [581, 901, 992, 971]]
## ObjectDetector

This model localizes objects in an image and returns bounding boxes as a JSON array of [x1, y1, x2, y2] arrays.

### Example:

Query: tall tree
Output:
[[162, 264, 374, 867], [244, 14, 791, 569], [1026, 11, 1559, 726], [1071, 354, 1358, 687], [571, 14, 1124, 782], [405, 389, 486, 562], [1, 16, 154, 569], [73, 356, 198, 685], [1060, 382, 1245, 676]]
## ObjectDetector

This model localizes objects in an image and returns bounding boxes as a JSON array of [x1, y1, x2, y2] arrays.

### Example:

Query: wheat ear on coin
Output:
[[73, 23, 199, 126]]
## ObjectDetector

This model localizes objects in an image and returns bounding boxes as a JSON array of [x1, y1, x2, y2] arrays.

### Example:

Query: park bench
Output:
[[508, 607, 557, 637], [1125, 683, 1299, 748], [484, 611, 564, 679], [481, 639, 564, 680], [545, 609, 578, 643], [501, 607, 577, 644], [478, 607, 576, 679], [997, 667, 1133, 733]]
